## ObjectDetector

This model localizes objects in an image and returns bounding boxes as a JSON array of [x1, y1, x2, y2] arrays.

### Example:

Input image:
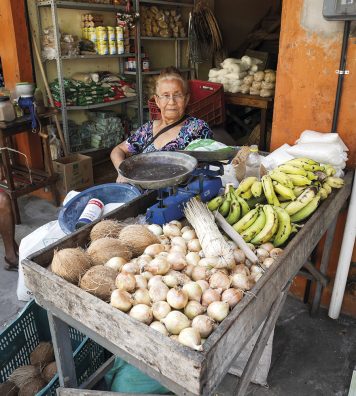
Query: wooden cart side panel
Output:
[[200, 173, 353, 395], [28, 192, 157, 267], [22, 262, 202, 395], [57, 389, 167, 396]]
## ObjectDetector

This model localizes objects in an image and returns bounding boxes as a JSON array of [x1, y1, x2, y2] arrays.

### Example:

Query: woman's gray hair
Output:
[[155, 66, 189, 95]]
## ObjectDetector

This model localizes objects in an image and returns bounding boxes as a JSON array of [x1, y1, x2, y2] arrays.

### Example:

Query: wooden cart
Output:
[[22, 172, 353, 396]]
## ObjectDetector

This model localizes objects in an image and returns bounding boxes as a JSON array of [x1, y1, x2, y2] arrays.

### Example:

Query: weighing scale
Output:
[[119, 149, 239, 225]]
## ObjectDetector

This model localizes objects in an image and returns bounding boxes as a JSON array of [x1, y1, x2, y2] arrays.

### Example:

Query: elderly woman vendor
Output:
[[110, 67, 213, 182]]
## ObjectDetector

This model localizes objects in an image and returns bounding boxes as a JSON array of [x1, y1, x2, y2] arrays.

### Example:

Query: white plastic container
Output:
[[0, 96, 16, 122], [245, 145, 261, 179]]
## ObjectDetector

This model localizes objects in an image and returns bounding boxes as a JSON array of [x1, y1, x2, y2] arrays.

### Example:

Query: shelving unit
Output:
[[35, 0, 143, 153]]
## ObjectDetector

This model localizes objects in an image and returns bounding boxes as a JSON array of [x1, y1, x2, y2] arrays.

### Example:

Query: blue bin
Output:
[[58, 183, 141, 234]]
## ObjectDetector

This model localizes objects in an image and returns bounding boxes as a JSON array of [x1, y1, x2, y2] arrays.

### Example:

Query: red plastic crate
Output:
[[148, 80, 225, 127]]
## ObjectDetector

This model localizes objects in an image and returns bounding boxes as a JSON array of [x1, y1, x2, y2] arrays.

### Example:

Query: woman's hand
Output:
[[116, 173, 128, 184]]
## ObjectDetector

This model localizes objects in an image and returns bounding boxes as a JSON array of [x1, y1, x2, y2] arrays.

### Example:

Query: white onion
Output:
[[256, 248, 269, 263], [167, 288, 188, 309], [135, 275, 148, 289], [260, 242, 274, 252], [122, 262, 140, 274], [167, 251, 187, 271], [232, 264, 250, 276], [147, 224, 163, 236], [178, 327, 203, 351], [191, 266, 209, 281], [136, 254, 153, 267], [161, 311, 190, 334], [170, 245, 187, 255], [201, 288, 221, 307], [152, 301, 171, 320], [132, 288, 151, 305], [251, 264, 264, 275], [105, 257, 127, 272], [182, 282, 203, 302], [162, 270, 190, 288], [150, 321, 169, 335], [270, 248, 283, 259], [198, 250, 205, 258], [111, 290, 132, 312], [145, 257, 170, 275], [263, 257, 275, 269], [129, 304, 153, 324], [246, 243, 256, 252], [170, 335, 179, 342], [141, 271, 153, 280], [233, 249, 246, 264], [209, 271, 231, 291], [115, 273, 136, 292], [207, 301, 229, 322], [187, 239, 201, 252], [186, 252, 200, 266], [222, 288, 243, 308], [252, 272, 262, 282], [196, 280, 210, 293], [169, 220, 182, 230], [181, 226, 192, 234], [184, 301, 206, 319], [192, 315, 214, 338], [182, 229, 196, 241], [171, 236, 187, 249], [231, 273, 251, 291], [144, 244, 166, 257], [163, 224, 181, 237], [158, 251, 169, 257], [148, 275, 163, 288], [149, 282, 169, 302], [199, 257, 219, 268], [159, 235, 171, 245], [183, 264, 194, 278]]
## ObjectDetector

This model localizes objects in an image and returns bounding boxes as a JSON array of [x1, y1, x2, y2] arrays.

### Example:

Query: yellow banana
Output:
[[233, 207, 259, 233], [240, 208, 266, 242], [284, 187, 316, 215], [315, 171, 327, 182], [324, 164, 336, 176], [325, 176, 344, 189], [269, 170, 294, 189], [272, 181, 296, 201], [280, 201, 291, 208], [286, 158, 319, 166], [278, 164, 308, 176], [273, 206, 292, 247], [322, 182, 332, 194], [287, 174, 312, 186], [235, 195, 250, 217], [262, 175, 280, 206], [235, 177, 258, 195], [293, 186, 307, 197], [251, 181, 263, 198], [226, 201, 241, 225], [240, 188, 253, 200], [251, 205, 278, 245], [318, 188, 328, 200], [290, 196, 321, 223], [306, 171, 318, 181], [207, 196, 224, 211]]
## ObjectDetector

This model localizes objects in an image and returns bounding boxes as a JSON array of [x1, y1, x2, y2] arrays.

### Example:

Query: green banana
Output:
[[278, 164, 308, 176], [290, 196, 321, 223], [262, 175, 280, 206], [251, 181, 263, 197], [207, 196, 224, 211], [284, 187, 316, 215], [324, 164, 336, 176], [318, 188, 328, 200], [235, 195, 250, 216], [322, 182, 332, 195], [235, 177, 258, 195], [218, 195, 231, 217], [306, 171, 318, 181], [233, 207, 259, 233], [293, 186, 307, 197], [226, 201, 241, 225], [246, 195, 267, 208], [240, 188, 254, 200], [287, 174, 312, 186], [251, 205, 278, 244], [272, 181, 296, 201], [269, 170, 294, 189], [273, 206, 292, 247], [240, 208, 266, 242], [325, 176, 344, 188]]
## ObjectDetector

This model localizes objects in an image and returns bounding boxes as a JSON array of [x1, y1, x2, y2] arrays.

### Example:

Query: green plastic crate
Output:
[[0, 300, 112, 395]]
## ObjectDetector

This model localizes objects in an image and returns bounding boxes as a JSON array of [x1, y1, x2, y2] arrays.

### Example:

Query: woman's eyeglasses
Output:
[[156, 94, 185, 103]]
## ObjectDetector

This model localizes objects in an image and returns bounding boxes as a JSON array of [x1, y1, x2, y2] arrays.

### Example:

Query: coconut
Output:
[[51, 248, 92, 284], [41, 361, 57, 383], [18, 377, 46, 396], [90, 220, 124, 242], [87, 238, 132, 266], [79, 265, 117, 301], [30, 342, 54, 367], [119, 225, 159, 257], [0, 380, 19, 396], [9, 365, 40, 388]]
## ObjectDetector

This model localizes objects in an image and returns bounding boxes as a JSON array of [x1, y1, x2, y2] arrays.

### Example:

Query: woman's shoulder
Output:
[[183, 116, 213, 139]]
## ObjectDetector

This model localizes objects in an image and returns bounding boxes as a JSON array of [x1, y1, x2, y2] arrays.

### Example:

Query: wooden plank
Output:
[[48, 313, 78, 388], [200, 171, 353, 395], [79, 356, 115, 391], [303, 261, 329, 287], [57, 389, 167, 396], [224, 93, 273, 109]]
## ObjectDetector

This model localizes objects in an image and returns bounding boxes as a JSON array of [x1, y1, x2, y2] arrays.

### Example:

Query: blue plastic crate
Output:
[[0, 300, 112, 395]]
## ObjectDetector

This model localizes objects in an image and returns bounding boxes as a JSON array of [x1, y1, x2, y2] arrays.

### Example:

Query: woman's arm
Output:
[[110, 141, 131, 183]]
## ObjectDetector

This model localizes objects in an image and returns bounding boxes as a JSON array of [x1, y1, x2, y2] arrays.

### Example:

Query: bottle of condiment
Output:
[[245, 145, 261, 180], [75, 198, 104, 230], [0, 96, 16, 122], [142, 55, 150, 72]]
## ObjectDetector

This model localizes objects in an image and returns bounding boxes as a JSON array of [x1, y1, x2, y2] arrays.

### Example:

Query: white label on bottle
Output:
[[76, 198, 104, 228]]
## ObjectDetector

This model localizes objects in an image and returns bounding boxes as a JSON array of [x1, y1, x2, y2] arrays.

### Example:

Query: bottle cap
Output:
[[250, 145, 258, 153]]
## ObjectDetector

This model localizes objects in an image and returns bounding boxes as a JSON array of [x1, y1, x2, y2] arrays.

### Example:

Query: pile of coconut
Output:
[[49, 216, 283, 351], [1, 342, 57, 396]]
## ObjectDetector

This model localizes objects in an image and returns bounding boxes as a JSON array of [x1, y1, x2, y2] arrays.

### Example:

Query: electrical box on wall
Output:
[[323, 0, 356, 20]]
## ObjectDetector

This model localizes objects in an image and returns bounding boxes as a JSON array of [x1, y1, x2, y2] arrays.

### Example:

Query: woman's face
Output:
[[155, 78, 189, 122]]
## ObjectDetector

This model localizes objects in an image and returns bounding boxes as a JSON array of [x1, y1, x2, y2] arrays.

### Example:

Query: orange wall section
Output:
[[271, 0, 356, 313]]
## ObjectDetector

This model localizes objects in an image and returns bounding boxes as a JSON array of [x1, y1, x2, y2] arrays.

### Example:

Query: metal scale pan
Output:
[[118, 151, 198, 190]]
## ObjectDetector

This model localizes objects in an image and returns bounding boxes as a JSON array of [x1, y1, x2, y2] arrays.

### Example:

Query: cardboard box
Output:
[[53, 154, 93, 196]]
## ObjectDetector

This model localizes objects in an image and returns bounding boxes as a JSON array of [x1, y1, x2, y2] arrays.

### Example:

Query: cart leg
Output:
[[311, 215, 338, 316], [234, 282, 290, 396], [48, 312, 78, 388]]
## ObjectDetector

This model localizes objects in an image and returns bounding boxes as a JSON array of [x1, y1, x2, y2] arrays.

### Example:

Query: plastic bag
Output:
[[296, 130, 348, 151], [185, 138, 231, 152]]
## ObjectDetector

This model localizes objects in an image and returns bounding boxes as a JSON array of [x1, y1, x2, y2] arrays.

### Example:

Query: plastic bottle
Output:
[[245, 145, 261, 180], [0, 96, 16, 122], [75, 198, 104, 230]]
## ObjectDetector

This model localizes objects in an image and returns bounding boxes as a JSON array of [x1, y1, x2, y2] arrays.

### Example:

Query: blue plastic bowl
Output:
[[58, 183, 141, 234]]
